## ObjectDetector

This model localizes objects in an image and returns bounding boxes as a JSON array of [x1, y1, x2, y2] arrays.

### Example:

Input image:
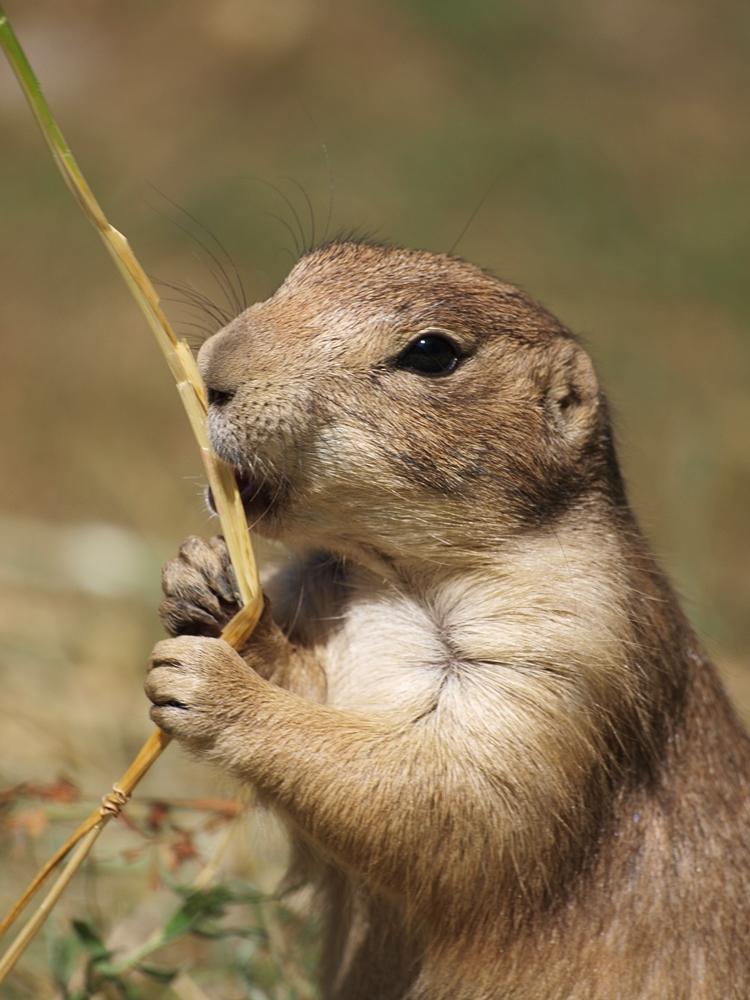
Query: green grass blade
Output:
[[0, 5, 104, 226]]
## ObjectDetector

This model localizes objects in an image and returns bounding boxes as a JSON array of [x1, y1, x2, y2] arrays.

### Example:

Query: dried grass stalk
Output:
[[0, 5, 263, 981], [0, 826, 104, 984]]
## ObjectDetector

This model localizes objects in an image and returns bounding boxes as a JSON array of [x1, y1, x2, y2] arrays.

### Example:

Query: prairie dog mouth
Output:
[[208, 468, 283, 527]]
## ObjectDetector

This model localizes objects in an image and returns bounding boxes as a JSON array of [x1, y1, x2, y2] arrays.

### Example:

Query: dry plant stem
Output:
[[0, 5, 261, 613], [0, 729, 171, 941], [0, 6, 264, 983], [0, 609, 257, 984], [0, 825, 104, 985]]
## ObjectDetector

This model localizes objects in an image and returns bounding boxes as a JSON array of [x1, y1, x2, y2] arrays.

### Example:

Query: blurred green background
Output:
[[1, 0, 750, 990]]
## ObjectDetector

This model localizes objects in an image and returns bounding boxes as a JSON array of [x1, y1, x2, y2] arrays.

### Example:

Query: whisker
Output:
[[277, 246, 298, 269], [322, 139, 334, 245], [188, 246, 243, 322], [158, 277, 230, 316], [149, 184, 248, 313], [281, 176, 315, 252], [147, 196, 243, 318], [255, 178, 306, 258], [154, 278, 231, 328], [264, 211, 302, 259], [155, 294, 227, 331], [290, 94, 334, 250], [294, 97, 335, 244], [173, 320, 219, 337], [448, 175, 500, 256]]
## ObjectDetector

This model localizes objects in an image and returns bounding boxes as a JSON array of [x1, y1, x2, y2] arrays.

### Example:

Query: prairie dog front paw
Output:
[[146, 636, 257, 747], [159, 536, 240, 637]]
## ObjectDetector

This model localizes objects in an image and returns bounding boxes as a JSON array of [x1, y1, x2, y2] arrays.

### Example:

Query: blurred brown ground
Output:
[[0, 0, 749, 985]]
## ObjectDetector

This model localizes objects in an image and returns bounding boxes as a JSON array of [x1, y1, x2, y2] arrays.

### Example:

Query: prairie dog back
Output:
[[148, 242, 750, 999]]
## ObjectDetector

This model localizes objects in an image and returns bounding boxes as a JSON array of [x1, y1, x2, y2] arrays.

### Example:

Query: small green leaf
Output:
[[113, 978, 145, 1000], [192, 925, 266, 941], [72, 919, 110, 961], [136, 962, 178, 984], [173, 880, 268, 906], [161, 885, 237, 944], [159, 905, 194, 945], [49, 932, 78, 993]]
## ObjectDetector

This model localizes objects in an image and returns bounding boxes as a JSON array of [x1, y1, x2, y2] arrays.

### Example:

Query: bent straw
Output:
[[0, 5, 264, 982]]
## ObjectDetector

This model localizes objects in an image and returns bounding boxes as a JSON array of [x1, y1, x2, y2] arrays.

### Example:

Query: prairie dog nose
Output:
[[206, 386, 234, 407], [198, 323, 249, 402]]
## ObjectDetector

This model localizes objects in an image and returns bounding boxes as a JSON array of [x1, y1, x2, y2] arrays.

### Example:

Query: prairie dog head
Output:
[[198, 242, 612, 565]]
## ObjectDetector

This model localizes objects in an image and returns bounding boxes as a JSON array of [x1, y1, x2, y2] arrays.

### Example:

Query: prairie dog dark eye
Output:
[[395, 333, 460, 376]]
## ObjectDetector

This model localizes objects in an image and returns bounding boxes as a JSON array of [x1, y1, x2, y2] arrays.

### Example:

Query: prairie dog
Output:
[[147, 242, 750, 999]]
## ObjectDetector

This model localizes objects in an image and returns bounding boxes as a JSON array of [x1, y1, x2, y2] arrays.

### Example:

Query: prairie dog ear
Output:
[[545, 342, 600, 442]]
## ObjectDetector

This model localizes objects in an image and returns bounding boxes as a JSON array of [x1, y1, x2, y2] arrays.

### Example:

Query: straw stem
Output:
[[0, 824, 104, 985], [0, 4, 265, 983], [0, 591, 259, 949], [0, 4, 262, 615]]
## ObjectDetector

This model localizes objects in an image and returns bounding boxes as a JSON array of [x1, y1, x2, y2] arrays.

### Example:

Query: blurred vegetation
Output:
[[0, 775, 318, 998], [0, 0, 749, 994]]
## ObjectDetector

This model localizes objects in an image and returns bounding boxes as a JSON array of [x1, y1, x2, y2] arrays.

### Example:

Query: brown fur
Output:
[[147, 242, 750, 998]]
